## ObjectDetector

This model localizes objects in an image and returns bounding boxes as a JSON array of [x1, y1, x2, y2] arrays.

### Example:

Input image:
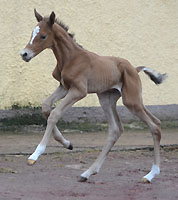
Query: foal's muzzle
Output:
[[20, 48, 34, 62]]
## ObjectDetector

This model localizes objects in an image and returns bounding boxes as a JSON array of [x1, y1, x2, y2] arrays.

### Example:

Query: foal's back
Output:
[[81, 50, 139, 94]]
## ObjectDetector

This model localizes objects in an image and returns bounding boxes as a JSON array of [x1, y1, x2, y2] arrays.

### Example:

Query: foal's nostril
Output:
[[20, 52, 28, 58], [23, 52, 28, 57]]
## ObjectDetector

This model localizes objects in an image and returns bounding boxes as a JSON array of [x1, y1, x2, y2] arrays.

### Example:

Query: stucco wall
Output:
[[0, 0, 178, 109]]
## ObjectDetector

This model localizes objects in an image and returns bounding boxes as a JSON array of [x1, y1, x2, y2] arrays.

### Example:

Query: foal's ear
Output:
[[34, 9, 43, 22], [48, 11, 55, 27]]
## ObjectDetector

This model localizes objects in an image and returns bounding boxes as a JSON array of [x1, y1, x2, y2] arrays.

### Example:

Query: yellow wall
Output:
[[0, 0, 178, 109]]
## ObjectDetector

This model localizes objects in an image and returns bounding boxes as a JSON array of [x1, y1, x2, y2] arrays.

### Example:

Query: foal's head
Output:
[[20, 9, 56, 62]]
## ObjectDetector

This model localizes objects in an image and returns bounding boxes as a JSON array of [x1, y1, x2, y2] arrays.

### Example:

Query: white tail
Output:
[[136, 66, 167, 85]]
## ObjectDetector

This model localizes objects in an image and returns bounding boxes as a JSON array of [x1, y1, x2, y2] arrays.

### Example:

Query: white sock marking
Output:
[[65, 140, 71, 148], [30, 26, 40, 45], [28, 144, 45, 161], [81, 170, 91, 179], [144, 164, 160, 182]]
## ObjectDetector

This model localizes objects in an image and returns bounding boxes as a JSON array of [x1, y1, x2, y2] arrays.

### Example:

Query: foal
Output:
[[20, 10, 167, 183]]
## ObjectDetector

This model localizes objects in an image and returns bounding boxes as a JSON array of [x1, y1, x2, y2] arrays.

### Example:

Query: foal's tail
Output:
[[136, 66, 167, 85]]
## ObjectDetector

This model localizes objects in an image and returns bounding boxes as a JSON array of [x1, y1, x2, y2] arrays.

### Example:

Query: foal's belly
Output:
[[87, 80, 122, 94], [87, 70, 122, 93]]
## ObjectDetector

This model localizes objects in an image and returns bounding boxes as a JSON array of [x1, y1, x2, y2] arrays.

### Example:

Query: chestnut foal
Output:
[[20, 10, 167, 183]]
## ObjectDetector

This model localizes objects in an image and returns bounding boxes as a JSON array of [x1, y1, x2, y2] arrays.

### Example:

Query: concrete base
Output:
[[0, 104, 178, 126]]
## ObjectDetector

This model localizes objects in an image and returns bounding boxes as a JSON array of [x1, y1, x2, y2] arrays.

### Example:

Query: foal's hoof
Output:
[[67, 143, 73, 150], [141, 177, 151, 183], [27, 159, 36, 165], [78, 176, 88, 182]]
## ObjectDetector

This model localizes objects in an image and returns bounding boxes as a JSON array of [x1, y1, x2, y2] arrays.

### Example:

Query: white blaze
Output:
[[30, 26, 40, 45]]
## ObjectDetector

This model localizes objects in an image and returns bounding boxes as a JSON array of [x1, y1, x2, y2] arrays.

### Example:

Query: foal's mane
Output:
[[54, 18, 82, 48], [55, 19, 75, 39]]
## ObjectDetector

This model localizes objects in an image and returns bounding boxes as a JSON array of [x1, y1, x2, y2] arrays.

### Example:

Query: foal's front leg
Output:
[[28, 87, 86, 165], [42, 85, 72, 150], [80, 90, 123, 181]]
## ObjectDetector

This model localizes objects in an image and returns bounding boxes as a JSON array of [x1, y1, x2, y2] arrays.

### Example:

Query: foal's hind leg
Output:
[[80, 90, 123, 182], [123, 98, 161, 183], [122, 69, 161, 183]]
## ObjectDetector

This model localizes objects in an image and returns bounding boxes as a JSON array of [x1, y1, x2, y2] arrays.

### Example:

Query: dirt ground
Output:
[[0, 129, 178, 200]]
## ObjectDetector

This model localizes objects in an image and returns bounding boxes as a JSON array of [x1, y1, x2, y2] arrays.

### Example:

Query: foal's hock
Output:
[[20, 10, 167, 183]]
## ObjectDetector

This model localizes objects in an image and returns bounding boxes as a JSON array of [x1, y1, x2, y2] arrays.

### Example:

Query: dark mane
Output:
[[55, 19, 82, 48], [55, 20, 72, 37]]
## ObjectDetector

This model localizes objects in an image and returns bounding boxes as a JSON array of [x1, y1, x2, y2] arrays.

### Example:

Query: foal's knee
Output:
[[151, 124, 161, 142], [155, 118, 161, 127], [42, 99, 52, 118], [155, 126, 161, 142], [47, 109, 60, 125], [109, 127, 122, 143]]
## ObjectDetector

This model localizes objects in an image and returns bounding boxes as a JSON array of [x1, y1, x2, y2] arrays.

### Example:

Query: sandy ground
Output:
[[0, 128, 178, 200]]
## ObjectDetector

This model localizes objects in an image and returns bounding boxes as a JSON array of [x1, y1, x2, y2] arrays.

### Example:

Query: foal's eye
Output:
[[40, 35, 47, 40]]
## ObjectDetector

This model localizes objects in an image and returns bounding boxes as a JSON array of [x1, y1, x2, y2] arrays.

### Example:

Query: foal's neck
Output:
[[52, 24, 80, 71]]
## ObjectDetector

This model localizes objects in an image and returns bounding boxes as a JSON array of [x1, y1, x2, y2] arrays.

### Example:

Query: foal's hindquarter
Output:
[[21, 11, 165, 183]]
